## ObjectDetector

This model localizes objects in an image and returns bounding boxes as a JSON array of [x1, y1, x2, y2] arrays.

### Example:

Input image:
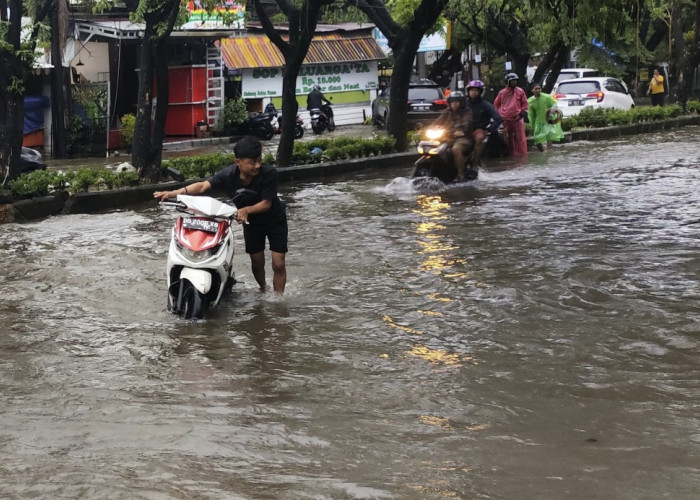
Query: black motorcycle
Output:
[[412, 127, 478, 184], [232, 111, 275, 140], [309, 104, 335, 134], [265, 103, 304, 139]]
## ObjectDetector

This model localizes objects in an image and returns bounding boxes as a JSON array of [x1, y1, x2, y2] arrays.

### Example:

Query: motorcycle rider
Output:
[[465, 80, 503, 168], [430, 90, 474, 180], [154, 136, 288, 294], [494, 73, 529, 156], [307, 84, 331, 111]]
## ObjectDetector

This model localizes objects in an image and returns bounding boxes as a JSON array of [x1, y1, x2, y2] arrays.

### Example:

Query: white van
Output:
[[544, 68, 600, 87]]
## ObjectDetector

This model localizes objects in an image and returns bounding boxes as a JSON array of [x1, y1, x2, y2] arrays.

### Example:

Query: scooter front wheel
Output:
[[181, 280, 208, 320], [294, 124, 304, 139]]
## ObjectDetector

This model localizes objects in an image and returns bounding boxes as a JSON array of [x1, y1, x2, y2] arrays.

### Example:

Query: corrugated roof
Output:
[[220, 35, 386, 69]]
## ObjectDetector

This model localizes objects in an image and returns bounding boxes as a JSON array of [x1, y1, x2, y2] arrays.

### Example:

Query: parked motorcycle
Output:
[[412, 127, 478, 184], [266, 103, 304, 139], [20, 147, 46, 175], [233, 112, 275, 140], [310, 103, 335, 134]]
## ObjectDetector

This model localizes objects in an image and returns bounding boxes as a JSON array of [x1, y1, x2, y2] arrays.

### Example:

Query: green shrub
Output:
[[223, 98, 248, 128], [686, 100, 700, 113], [120, 113, 136, 147], [561, 117, 577, 131], [162, 153, 235, 179]]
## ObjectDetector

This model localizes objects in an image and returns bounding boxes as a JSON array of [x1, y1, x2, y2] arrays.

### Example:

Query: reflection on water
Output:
[[1, 128, 700, 498]]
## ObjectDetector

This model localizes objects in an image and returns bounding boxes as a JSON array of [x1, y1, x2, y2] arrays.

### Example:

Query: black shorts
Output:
[[243, 215, 288, 254], [651, 93, 665, 106]]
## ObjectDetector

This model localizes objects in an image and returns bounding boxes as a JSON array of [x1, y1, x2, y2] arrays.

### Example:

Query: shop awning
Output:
[[220, 35, 386, 69]]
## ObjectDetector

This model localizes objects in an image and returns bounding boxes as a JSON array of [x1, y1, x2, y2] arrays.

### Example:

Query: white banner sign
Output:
[[373, 28, 447, 54], [242, 61, 378, 98]]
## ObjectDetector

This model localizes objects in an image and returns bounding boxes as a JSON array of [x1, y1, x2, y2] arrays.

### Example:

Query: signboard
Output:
[[373, 27, 447, 54], [241, 61, 379, 98], [183, 1, 245, 29]]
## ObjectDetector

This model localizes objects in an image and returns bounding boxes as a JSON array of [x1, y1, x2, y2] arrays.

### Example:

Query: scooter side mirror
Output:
[[231, 188, 261, 208], [167, 166, 186, 182]]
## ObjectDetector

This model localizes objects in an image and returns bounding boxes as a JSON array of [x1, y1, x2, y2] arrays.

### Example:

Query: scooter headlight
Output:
[[425, 128, 445, 140], [181, 247, 212, 262]]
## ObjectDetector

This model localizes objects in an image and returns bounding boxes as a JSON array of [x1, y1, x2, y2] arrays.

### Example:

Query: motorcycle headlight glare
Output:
[[425, 128, 445, 140]]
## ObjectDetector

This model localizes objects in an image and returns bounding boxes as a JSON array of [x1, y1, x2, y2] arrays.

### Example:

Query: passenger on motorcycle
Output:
[[465, 80, 503, 168], [307, 84, 331, 111], [431, 91, 473, 180]]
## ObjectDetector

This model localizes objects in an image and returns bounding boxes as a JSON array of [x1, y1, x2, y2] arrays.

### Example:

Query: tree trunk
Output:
[[0, 2, 26, 182], [350, 0, 448, 152], [253, 0, 324, 168], [50, 2, 67, 159], [387, 36, 423, 152], [131, 28, 157, 178], [131, 0, 179, 181], [276, 70, 301, 167], [675, 0, 700, 109], [543, 45, 569, 94]]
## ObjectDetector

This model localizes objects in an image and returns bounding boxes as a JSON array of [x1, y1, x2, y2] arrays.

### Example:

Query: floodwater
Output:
[[2, 127, 700, 499]]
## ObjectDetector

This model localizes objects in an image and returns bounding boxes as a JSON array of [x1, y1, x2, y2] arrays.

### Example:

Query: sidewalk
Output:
[[44, 124, 383, 171]]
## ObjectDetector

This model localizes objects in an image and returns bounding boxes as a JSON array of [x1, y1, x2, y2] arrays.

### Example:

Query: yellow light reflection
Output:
[[382, 314, 423, 335], [418, 309, 444, 317], [427, 292, 452, 303], [413, 195, 451, 219], [412, 195, 468, 279], [419, 415, 453, 429], [406, 345, 472, 366]]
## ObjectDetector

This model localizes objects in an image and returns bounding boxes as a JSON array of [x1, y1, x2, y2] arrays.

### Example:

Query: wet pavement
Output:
[[2, 127, 699, 498]]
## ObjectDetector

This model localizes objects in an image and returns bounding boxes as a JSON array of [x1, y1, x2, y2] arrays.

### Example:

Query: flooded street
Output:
[[2, 127, 700, 498]]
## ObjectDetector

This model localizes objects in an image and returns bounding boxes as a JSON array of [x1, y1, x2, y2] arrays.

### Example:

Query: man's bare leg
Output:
[[271, 251, 286, 294], [453, 148, 465, 179], [250, 251, 266, 292]]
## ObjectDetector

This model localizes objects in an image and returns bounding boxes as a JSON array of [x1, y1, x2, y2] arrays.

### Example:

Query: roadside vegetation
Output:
[[8, 137, 397, 199], [560, 101, 700, 130]]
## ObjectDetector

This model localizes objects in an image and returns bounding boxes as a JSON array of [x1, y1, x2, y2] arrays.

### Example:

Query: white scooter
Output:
[[161, 194, 238, 319]]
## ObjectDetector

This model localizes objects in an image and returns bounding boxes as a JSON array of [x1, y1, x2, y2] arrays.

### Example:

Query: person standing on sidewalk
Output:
[[647, 68, 665, 106]]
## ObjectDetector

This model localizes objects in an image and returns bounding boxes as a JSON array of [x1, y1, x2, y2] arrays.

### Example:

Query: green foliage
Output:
[[162, 153, 236, 179], [570, 105, 684, 128], [289, 137, 397, 165], [223, 97, 248, 128], [9, 167, 142, 198], [66, 115, 85, 148], [686, 100, 700, 113], [120, 114, 137, 147]]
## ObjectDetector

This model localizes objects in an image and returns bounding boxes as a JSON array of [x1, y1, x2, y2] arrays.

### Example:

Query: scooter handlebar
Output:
[[160, 200, 188, 212]]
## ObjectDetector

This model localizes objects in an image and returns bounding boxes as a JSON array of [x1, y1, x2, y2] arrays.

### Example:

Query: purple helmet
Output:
[[466, 80, 485, 93]]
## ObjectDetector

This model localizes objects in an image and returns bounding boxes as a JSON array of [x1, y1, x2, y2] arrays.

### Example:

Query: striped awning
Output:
[[220, 35, 386, 69]]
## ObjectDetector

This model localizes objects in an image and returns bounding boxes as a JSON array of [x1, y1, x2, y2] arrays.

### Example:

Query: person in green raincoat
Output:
[[527, 82, 564, 151]]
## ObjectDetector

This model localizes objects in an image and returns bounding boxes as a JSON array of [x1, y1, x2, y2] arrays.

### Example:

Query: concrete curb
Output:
[[3, 152, 417, 222], [3, 116, 699, 224]]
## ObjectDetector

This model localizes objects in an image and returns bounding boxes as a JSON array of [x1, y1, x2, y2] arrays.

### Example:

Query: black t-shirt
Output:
[[208, 164, 286, 225]]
